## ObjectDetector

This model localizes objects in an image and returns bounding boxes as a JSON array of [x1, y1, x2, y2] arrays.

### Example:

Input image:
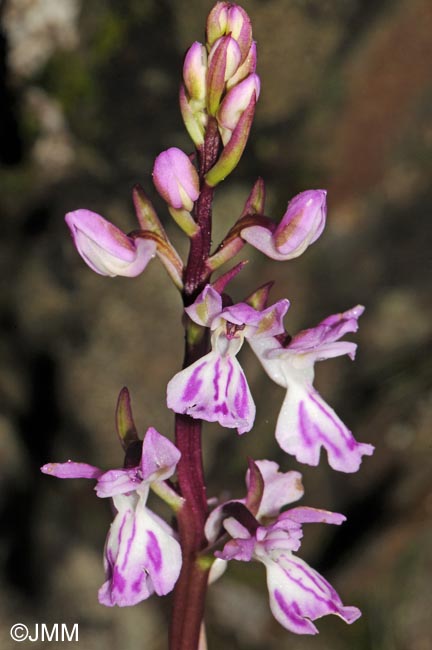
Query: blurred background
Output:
[[1, 0, 431, 648]]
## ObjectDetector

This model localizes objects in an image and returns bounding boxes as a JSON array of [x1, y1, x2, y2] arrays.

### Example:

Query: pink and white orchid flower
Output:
[[241, 189, 327, 260], [205, 460, 361, 635], [65, 209, 156, 277], [167, 285, 290, 434], [248, 306, 374, 472], [41, 427, 182, 607]]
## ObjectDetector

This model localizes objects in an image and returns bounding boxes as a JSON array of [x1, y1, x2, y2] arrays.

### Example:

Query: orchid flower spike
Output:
[[248, 306, 374, 472], [241, 189, 327, 260], [65, 209, 157, 277], [41, 427, 182, 607], [167, 285, 290, 434]]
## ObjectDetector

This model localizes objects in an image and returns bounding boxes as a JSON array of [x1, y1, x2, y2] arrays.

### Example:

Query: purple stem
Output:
[[169, 118, 221, 650]]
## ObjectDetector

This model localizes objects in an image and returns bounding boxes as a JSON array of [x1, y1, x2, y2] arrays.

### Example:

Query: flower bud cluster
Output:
[[180, 1, 259, 156]]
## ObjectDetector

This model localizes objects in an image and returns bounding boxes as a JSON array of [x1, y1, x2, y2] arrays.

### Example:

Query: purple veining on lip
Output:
[[132, 572, 147, 593], [146, 530, 162, 572], [215, 401, 229, 415], [116, 512, 128, 553], [298, 402, 314, 447], [293, 559, 338, 599], [108, 548, 115, 566], [182, 361, 206, 401], [281, 566, 337, 611], [234, 370, 248, 418], [213, 358, 221, 401], [225, 358, 234, 397], [308, 391, 353, 447], [112, 566, 126, 593], [121, 515, 136, 571], [298, 401, 342, 457], [274, 591, 311, 629]]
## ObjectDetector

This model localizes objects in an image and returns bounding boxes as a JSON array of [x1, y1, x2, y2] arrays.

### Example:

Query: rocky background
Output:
[[1, 0, 431, 648]]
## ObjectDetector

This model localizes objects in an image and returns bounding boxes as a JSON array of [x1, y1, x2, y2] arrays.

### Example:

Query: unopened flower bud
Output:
[[65, 210, 156, 277], [207, 2, 252, 62], [183, 42, 207, 104], [241, 190, 327, 260], [217, 73, 260, 143], [207, 36, 241, 114], [153, 147, 199, 211], [225, 4, 252, 61], [227, 41, 257, 89], [205, 93, 256, 187], [179, 85, 206, 147], [206, 2, 229, 47]]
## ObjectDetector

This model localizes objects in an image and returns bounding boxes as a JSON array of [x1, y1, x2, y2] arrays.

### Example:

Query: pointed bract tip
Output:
[[115, 386, 139, 451], [245, 282, 274, 310]]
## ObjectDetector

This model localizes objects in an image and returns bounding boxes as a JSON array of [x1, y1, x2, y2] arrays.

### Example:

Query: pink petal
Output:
[[185, 285, 223, 327], [247, 460, 303, 518], [288, 305, 365, 360], [266, 554, 361, 635], [140, 427, 181, 482], [220, 299, 289, 338], [274, 190, 326, 256], [278, 507, 345, 526], [167, 350, 255, 435], [41, 461, 103, 480], [98, 493, 181, 607], [95, 468, 142, 498], [275, 385, 374, 473], [153, 147, 199, 211], [65, 210, 156, 277], [98, 494, 153, 607]]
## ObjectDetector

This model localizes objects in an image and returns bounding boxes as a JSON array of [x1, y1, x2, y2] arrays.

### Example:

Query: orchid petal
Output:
[[208, 558, 228, 584], [287, 305, 365, 361], [265, 554, 361, 635], [98, 493, 181, 607], [241, 190, 326, 261], [277, 507, 345, 526], [185, 285, 223, 327], [248, 460, 303, 518], [153, 148, 199, 211], [65, 210, 156, 277], [95, 468, 143, 498], [275, 385, 374, 473], [41, 461, 103, 480], [140, 427, 181, 482], [220, 299, 289, 338], [98, 493, 153, 607], [167, 349, 255, 435]]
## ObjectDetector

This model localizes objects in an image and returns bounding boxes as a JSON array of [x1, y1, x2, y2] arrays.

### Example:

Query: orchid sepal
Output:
[[205, 93, 256, 187], [115, 387, 139, 451], [179, 84, 206, 148], [130, 230, 184, 290], [65, 209, 157, 278], [168, 206, 200, 237]]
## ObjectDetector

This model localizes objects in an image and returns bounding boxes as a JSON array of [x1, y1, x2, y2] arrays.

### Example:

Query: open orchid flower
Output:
[[205, 459, 304, 544], [65, 209, 157, 277], [248, 306, 374, 472], [167, 285, 290, 434], [41, 428, 182, 607], [218, 512, 361, 634], [205, 460, 361, 635]]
